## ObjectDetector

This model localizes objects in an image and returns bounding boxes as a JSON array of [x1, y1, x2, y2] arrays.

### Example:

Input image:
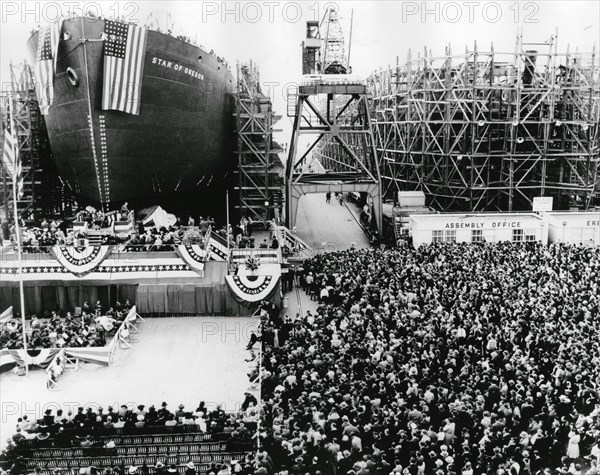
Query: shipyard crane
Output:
[[301, 7, 353, 75]]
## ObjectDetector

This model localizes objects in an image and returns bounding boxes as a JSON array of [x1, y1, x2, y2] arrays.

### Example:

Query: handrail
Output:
[[1, 239, 211, 254]]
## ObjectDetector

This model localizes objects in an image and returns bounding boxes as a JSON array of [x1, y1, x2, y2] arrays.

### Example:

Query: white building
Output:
[[546, 212, 600, 245], [409, 213, 547, 247]]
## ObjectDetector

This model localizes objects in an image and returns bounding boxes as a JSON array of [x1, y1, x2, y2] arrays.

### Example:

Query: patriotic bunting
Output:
[[225, 274, 280, 303], [4, 347, 110, 368], [208, 232, 229, 261], [176, 244, 207, 272], [8, 349, 59, 368], [64, 347, 111, 366], [51, 245, 113, 276], [0, 307, 13, 324], [0, 250, 200, 283]]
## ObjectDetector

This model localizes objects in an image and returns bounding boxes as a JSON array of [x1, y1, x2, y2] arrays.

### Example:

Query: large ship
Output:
[[27, 16, 236, 213]]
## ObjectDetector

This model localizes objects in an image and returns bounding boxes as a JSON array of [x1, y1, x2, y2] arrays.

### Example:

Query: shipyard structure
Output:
[[318, 33, 600, 212], [1, 17, 284, 228]]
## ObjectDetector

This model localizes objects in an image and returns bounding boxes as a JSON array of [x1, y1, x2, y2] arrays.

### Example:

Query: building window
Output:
[[512, 229, 524, 242], [445, 230, 456, 242], [525, 230, 536, 242], [432, 230, 444, 243], [472, 229, 483, 242]]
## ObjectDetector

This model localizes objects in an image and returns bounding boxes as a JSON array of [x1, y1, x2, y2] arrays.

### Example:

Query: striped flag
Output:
[[208, 231, 230, 261], [2, 122, 24, 198], [34, 21, 62, 115], [102, 20, 148, 115]]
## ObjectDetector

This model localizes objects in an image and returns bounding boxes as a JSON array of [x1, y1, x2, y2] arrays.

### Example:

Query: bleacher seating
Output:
[[8, 427, 252, 475]]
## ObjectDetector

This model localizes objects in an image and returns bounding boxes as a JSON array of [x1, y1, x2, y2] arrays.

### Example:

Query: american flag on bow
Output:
[[102, 20, 148, 115], [34, 20, 62, 115]]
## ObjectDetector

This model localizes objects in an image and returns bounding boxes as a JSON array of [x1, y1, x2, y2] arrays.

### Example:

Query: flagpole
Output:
[[6, 92, 28, 374], [12, 167, 28, 374]]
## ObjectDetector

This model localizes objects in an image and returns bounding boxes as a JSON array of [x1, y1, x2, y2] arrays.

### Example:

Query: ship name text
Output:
[[152, 57, 204, 80]]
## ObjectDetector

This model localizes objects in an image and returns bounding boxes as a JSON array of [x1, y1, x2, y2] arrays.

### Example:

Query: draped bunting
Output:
[[8, 348, 59, 368], [3, 347, 110, 369], [0, 306, 13, 324], [208, 232, 229, 261], [51, 245, 113, 276], [176, 245, 207, 272], [64, 347, 110, 366], [225, 274, 280, 303], [0, 252, 201, 284], [0, 349, 16, 372]]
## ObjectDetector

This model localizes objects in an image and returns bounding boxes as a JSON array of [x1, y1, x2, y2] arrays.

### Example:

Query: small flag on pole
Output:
[[2, 123, 24, 199], [2, 127, 17, 177], [102, 20, 148, 115], [34, 20, 62, 115]]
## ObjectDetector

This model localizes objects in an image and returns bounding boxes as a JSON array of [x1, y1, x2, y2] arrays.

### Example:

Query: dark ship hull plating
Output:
[[28, 17, 236, 209]]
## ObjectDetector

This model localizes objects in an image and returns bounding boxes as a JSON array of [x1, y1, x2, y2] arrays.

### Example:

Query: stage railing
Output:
[[108, 306, 144, 364]]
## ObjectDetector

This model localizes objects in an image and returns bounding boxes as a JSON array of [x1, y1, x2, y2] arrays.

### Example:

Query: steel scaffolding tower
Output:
[[367, 32, 600, 211], [286, 80, 383, 234], [1, 62, 75, 230], [234, 61, 284, 222]]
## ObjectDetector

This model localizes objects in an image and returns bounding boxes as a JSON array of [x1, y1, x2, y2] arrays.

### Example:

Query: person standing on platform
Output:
[[326, 192, 331, 203], [246, 331, 260, 350], [337, 192, 344, 206]]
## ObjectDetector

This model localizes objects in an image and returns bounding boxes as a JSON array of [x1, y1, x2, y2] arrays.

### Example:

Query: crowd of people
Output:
[[0, 300, 133, 350], [255, 242, 600, 475], [125, 215, 218, 251], [7, 200, 280, 254], [2, 400, 254, 474], [20, 219, 65, 252]]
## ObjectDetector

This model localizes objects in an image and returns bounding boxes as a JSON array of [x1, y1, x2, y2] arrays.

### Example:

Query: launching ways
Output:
[[294, 192, 371, 251], [285, 81, 382, 236]]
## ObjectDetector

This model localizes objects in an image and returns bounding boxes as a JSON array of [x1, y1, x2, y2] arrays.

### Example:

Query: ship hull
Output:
[[28, 17, 236, 209]]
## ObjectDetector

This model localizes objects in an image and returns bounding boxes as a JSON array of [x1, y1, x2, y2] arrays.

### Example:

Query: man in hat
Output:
[[157, 402, 170, 422], [184, 462, 196, 475], [154, 462, 167, 475]]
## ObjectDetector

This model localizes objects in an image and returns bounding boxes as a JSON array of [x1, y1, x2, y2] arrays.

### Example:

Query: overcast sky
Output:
[[1, 0, 598, 142]]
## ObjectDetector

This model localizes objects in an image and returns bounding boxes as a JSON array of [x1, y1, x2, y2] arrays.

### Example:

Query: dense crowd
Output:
[[2, 400, 254, 474], [256, 242, 600, 475], [0, 300, 133, 350], [21, 219, 65, 251], [126, 216, 217, 251]]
